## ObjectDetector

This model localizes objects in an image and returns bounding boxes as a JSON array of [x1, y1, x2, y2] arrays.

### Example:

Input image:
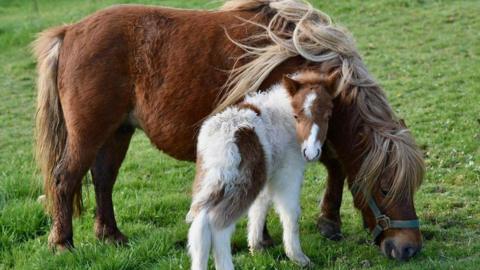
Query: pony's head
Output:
[[283, 70, 337, 162], [220, 0, 425, 261], [348, 115, 425, 261]]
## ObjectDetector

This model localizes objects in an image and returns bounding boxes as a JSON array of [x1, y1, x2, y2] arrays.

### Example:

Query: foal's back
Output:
[[190, 106, 269, 228]]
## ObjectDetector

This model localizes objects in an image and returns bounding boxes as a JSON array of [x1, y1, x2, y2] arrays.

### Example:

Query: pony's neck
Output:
[[327, 102, 363, 179]]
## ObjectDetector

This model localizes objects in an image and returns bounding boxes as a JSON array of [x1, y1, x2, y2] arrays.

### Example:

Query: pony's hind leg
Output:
[[44, 27, 132, 250], [49, 121, 127, 250], [48, 137, 102, 250], [91, 124, 134, 244]]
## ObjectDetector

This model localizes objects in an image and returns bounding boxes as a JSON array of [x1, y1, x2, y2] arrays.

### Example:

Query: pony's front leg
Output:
[[272, 168, 311, 267], [317, 155, 346, 240]]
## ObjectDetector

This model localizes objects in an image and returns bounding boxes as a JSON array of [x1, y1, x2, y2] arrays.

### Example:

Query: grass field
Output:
[[1, 0, 479, 269]]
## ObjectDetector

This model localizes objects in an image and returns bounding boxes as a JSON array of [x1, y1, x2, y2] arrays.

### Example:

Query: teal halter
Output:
[[351, 186, 420, 241]]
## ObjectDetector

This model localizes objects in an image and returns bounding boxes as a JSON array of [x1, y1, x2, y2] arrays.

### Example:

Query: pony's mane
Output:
[[218, 0, 424, 205]]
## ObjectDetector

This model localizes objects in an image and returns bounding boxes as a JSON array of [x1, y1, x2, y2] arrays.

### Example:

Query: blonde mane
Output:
[[218, 0, 424, 204]]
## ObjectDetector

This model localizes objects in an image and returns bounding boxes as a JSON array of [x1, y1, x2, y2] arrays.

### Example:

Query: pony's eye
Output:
[[293, 115, 298, 119], [381, 189, 389, 197]]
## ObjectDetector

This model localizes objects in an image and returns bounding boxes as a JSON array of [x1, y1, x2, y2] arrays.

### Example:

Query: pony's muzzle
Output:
[[381, 236, 422, 261]]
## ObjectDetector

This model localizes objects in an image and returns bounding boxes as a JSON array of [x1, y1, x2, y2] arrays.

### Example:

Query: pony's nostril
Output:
[[406, 247, 415, 258], [303, 148, 307, 158], [382, 239, 395, 259], [400, 245, 419, 260], [386, 243, 420, 261]]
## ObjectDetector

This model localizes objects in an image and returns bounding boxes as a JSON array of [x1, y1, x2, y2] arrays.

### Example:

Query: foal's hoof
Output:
[[260, 237, 275, 248], [249, 228, 275, 253], [249, 238, 275, 253], [317, 216, 343, 241], [288, 252, 312, 268]]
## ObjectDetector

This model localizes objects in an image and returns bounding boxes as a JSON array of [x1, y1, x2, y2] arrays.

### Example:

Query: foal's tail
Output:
[[33, 26, 81, 216]]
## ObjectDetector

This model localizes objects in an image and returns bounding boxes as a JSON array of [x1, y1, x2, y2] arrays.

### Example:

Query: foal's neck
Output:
[[243, 83, 296, 141]]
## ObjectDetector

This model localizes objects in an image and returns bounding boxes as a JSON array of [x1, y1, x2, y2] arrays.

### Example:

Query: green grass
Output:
[[1, 0, 479, 269]]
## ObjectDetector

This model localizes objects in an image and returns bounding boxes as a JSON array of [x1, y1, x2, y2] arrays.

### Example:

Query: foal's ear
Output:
[[283, 75, 301, 97], [323, 69, 341, 96]]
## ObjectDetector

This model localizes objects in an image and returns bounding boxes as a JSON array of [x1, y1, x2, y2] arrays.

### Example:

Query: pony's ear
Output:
[[283, 75, 301, 97], [323, 69, 341, 96]]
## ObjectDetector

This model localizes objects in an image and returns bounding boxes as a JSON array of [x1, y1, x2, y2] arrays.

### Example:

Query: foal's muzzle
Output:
[[303, 147, 321, 162]]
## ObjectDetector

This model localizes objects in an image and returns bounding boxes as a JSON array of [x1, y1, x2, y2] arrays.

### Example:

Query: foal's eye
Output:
[[293, 115, 298, 120], [381, 189, 389, 197]]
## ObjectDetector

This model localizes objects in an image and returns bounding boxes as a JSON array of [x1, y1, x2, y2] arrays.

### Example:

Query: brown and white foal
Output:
[[187, 71, 337, 270]]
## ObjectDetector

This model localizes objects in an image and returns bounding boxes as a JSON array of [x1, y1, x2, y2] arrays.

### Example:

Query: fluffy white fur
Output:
[[187, 107, 271, 224], [188, 209, 211, 270], [188, 84, 313, 270]]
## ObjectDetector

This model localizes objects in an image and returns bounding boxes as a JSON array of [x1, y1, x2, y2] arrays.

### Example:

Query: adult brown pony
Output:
[[33, 0, 424, 261]]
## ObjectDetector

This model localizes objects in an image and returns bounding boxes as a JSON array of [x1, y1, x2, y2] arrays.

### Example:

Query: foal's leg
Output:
[[188, 209, 212, 270], [91, 124, 134, 244], [317, 156, 346, 240], [211, 222, 236, 270], [247, 189, 273, 252], [271, 166, 310, 266]]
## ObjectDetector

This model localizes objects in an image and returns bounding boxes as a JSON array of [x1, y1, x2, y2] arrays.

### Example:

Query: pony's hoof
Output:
[[95, 224, 129, 245], [317, 216, 343, 241], [109, 232, 128, 245], [48, 234, 74, 253], [97, 230, 129, 245]]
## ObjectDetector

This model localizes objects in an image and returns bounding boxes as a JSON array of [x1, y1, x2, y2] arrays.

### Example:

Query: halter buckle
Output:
[[376, 215, 391, 231]]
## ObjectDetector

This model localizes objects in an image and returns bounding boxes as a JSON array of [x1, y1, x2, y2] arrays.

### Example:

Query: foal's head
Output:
[[283, 71, 338, 162]]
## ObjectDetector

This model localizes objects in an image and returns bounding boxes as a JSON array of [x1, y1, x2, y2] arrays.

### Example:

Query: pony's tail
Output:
[[33, 26, 81, 216]]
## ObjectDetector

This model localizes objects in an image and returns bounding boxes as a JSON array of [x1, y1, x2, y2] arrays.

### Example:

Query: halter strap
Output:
[[351, 186, 420, 241]]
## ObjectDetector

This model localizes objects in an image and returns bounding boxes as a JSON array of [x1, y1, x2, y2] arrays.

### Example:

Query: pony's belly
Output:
[[134, 110, 200, 161]]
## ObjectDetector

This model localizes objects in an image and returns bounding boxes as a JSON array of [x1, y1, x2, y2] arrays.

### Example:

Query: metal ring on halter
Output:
[[376, 215, 391, 230]]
